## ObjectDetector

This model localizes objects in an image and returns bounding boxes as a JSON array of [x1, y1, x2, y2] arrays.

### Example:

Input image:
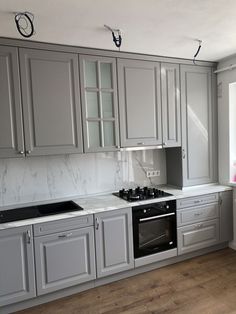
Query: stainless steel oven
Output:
[[132, 200, 177, 258]]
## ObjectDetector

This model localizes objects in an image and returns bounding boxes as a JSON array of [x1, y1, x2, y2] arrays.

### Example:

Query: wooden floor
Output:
[[17, 248, 236, 314]]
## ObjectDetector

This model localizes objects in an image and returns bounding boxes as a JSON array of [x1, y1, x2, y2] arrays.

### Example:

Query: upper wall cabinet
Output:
[[19, 48, 83, 156], [118, 59, 162, 147], [79, 55, 119, 152], [0, 45, 25, 158], [180, 65, 215, 186], [161, 63, 181, 147]]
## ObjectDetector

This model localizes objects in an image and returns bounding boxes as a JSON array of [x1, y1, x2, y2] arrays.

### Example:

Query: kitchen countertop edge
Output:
[[0, 184, 232, 230]]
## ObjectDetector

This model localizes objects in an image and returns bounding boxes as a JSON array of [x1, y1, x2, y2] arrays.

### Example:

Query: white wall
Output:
[[0, 149, 166, 207], [217, 55, 236, 184]]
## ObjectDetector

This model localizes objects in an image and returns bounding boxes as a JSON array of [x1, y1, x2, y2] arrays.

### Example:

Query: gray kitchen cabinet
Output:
[[118, 59, 162, 147], [0, 45, 25, 158], [34, 226, 96, 295], [0, 226, 36, 306], [161, 63, 181, 147], [178, 219, 220, 255], [19, 48, 83, 156], [95, 208, 134, 278], [180, 65, 215, 186], [177, 193, 221, 255], [80, 55, 119, 152], [219, 190, 233, 242]]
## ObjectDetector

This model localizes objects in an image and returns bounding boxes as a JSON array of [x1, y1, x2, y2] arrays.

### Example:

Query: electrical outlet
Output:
[[146, 170, 160, 177]]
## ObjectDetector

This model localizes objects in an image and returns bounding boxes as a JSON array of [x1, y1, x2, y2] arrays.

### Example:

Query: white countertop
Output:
[[0, 184, 232, 230]]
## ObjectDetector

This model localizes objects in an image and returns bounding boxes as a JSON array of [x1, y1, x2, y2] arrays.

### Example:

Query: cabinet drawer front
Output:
[[178, 219, 219, 255], [177, 193, 218, 209], [177, 203, 219, 227], [34, 227, 96, 295], [34, 215, 93, 236]]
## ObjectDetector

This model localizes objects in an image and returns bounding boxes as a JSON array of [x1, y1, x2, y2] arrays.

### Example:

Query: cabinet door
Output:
[[219, 190, 233, 242], [0, 226, 35, 306], [161, 63, 181, 147], [178, 219, 219, 255], [80, 55, 119, 152], [118, 59, 162, 147], [95, 208, 134, 278], [181, 65, 214, 186], [0, 45, 24, 158], [34, 227, 96, 295], [19, 48, 83, 156]]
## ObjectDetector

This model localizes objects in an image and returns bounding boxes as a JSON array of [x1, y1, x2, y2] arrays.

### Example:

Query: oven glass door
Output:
[[134, 214, 176, 258]]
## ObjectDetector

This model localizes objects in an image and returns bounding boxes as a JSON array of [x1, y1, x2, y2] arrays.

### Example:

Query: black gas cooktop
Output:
[[113, 186, 173, 202], [0, 201, 83, 223]]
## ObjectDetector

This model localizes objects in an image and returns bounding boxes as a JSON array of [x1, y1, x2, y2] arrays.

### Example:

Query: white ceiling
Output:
[[0, 0, 236, 61]]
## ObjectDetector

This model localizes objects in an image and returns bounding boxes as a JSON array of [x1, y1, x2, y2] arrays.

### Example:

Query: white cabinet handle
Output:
[[19, 151, 24, 155], [95, 218, 99, 230], [26, 230, 31, 244], [194, 212, 202, 216], [195, 223, 203, 229], [27, 150, 31, 154], [58, 233, 72, 238]]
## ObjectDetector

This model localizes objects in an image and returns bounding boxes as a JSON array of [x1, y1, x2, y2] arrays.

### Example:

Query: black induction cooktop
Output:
[[0, 201, 83, 223]]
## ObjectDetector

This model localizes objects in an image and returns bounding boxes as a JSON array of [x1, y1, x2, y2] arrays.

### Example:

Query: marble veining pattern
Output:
[[0, 150, 166, 207], [0, 184, 232, 230]]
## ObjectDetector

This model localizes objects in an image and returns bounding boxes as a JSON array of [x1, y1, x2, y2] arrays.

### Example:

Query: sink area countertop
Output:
[[0, 184, 232, 230]]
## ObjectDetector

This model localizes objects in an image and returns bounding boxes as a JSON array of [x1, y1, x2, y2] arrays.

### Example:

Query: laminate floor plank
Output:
[[16, 248, 236, 314]]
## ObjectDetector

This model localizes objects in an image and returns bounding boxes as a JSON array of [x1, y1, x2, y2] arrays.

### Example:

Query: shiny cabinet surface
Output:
[[0, 226, 36, 306], [80, 55, 119, 152]]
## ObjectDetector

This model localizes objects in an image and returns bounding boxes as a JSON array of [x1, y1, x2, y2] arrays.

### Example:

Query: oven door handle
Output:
[[139, 212, 175, 222]]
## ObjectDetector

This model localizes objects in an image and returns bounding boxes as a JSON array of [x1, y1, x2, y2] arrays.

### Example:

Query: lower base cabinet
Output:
[[95, 208, 134, 278], [34, 226, 96, 295], [177, 219, 220, 255], [219, 190, 233, 242], [0, 226, 36, 307]]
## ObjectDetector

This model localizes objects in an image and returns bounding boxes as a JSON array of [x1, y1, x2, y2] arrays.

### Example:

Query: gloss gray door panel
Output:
[[95, 207, 134, 278], [34, 227, 96, 295], [161, 63, 181, 147], [181, 65, 213, 186], [219, 190, 233, 242], [177, 219, 219, 255], [0, 226, 36, 306], [19, 48, 83, 156], [80, 55, 119, 152], [0, 45, 24, 158], [118, 59, 162, 147]]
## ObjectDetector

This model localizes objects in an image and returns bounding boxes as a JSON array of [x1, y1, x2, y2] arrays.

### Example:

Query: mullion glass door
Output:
[[81, 56, 118, 152]]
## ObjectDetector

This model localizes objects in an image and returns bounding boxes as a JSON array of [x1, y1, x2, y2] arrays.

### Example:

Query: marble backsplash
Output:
[[0, 149, 166, 207]]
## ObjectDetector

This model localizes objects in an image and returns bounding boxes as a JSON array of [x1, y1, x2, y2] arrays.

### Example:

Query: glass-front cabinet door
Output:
[[80, 55, 119, 152]]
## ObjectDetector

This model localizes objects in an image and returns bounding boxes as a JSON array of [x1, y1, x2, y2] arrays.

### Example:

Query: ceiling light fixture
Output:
[[104, 24, 122, 50], [14, 12, 35, 38]]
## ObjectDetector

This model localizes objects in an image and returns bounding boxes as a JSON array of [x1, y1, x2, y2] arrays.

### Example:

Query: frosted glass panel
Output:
[[100, 63, 112, 88], [85, 61, 97, 88], [104, 121, 115, 146], [86, 92, 99, 118], [88, 122, 100, 148], [102, 93, 114, 118]]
